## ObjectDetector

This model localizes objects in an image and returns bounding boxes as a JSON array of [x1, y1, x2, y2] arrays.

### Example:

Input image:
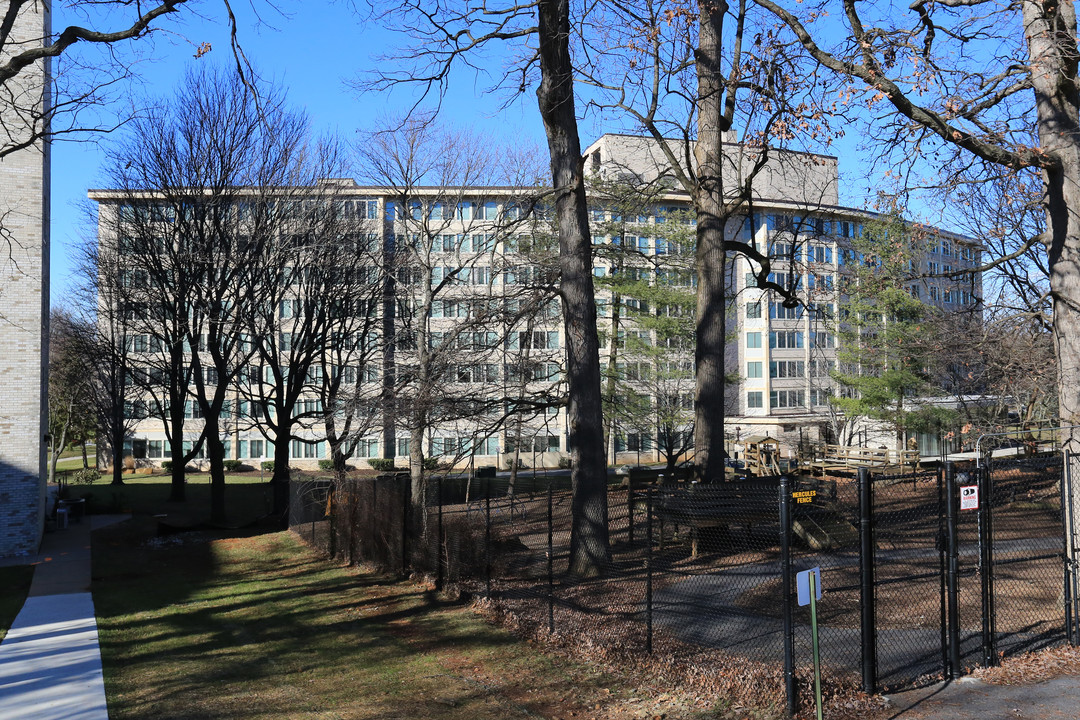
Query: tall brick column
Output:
[[0, 2, 51, 557]]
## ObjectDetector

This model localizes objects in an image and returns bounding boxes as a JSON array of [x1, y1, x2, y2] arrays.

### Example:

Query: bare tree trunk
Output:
[[80, 441, 88, 470], [168, 396, 186, 501], [204, 416, 227, 524], [692, 0, 730, 483], [271, 419, 292, 526], [1024, 0, 1080, 563], [537, 0, 610, 577], [408, 417, 427, 546], [47, 397, 72, 485], [111, 402, 125, 486]]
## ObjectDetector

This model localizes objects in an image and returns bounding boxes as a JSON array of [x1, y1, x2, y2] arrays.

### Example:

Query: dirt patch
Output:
[[735, 555, 1064, 633]]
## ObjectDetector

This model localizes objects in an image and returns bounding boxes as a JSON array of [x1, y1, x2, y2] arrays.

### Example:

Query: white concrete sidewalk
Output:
[[0, 593, 108, 720], [0, 514, 128, 720]]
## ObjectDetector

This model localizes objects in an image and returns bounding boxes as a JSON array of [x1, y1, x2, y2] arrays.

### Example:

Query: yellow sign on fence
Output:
[[792, 490, 817, 504]]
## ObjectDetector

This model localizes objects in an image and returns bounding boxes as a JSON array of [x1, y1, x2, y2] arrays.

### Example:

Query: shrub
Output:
[[557, 456, 572, 470], [367, 458, 396, 472], [423, 457, 440, 471], [72, 468, 100, 485], [223, 459, 244, 472], [261, 461, 275, 472], [161, 460, 174, 473], [317, 459, 334, 471]]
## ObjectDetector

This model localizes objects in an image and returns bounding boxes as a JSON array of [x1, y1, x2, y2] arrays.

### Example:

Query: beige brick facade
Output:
[[0, 1, 50, 557]]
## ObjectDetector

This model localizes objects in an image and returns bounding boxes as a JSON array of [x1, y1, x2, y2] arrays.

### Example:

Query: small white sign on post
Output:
[[796, 566, 823, 607], [960, 485, 979, 511]]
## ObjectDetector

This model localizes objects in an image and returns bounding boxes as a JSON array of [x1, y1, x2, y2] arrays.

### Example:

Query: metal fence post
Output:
[[938, 466, 948, 676], [329, 482, 338, 559], [1063, 452, 1080, 645], [547, 479, 554, 634], [628, 484, 635, 546], [646, 484, 653, 655], [402, 474, 412, 575], [857, 466, 877, 694], [978, 465, 996, 666], [437, 475, 444, 592], [780, 475, 796, 718], [485, 473, 492, 600], [944, 461, 961, 678]]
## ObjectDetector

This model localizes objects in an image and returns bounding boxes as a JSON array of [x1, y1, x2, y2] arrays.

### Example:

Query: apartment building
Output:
[[91, 134, 980, 471]]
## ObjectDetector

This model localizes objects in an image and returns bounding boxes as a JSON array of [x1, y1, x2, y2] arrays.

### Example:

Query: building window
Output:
[[746, 332, 762, 349], [291, 440, 323, 459], [769, 330, 804, 349], [747, 361, 763, 379], [770, 302, 803, 320], [770, 360, 805, 378], [770, 390, 806, 408], [746, 302, 762, 319], [747, 391, 763, 409], [809, 360, 835, 378]]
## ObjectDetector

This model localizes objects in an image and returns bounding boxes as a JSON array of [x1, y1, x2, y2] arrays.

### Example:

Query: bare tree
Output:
[[242, 184, 382, 521], [750, 0, 1080, 501], [97, 65, 326, 521], [73, 234, 140, 486], [355, 118, 557, 533], [46, 308, 95, 482], [568, 0, 845, 480]]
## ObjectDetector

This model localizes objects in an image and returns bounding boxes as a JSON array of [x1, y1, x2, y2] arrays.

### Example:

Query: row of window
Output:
[[909, 285, 977, 305], [591, 235, 688, 254], [745, 389, 834, 410], [389, 200, 520, 223], [746, 359, 838, 380], [745, 331, 835, 350]]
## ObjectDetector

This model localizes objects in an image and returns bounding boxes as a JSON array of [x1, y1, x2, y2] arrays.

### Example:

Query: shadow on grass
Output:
[[70, 476, 274, 527], [91, 526, 550, 720]]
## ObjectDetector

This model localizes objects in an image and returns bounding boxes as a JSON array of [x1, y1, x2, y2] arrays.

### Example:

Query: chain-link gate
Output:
[[288, 453, 1079, 715]]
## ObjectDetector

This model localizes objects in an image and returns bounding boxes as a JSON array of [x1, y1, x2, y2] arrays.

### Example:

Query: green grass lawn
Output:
[[0, 565, 34, 642], [65, 474, 273, 526], [91, 526, 648, 720]]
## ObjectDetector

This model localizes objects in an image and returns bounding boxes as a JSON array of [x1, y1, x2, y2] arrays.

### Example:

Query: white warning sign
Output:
[[960, 485, 979, 511]]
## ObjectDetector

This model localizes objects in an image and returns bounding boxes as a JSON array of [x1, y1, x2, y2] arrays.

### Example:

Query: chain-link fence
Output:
[[289, 456, 1077, 706]]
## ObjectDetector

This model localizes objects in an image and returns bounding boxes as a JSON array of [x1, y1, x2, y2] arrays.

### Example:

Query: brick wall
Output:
[[0, 1, 50, 557]]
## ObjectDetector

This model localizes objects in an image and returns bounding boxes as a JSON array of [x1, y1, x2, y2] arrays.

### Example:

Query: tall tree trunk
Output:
[[168, 395, 186, 501], [1024, 0, 1080, 566], [537, 0, 610, 577], [205, 417, 227, 524], [408, 417, 427, 548], [80, 441, 88, 470], [272, 417, 292, 526], [111, 402, 125, 486], [693, 0, 730, 483]]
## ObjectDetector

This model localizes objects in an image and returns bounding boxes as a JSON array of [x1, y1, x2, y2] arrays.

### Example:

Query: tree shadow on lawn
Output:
[[92, 527, 554, 720], [72, 477, 274, 527]]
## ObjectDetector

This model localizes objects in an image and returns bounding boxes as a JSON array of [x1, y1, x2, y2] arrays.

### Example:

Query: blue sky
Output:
[[49, 1, 549, 304], [49, 2, 886, 305]]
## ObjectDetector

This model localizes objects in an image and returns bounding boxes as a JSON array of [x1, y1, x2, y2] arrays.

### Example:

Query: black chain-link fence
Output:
[[289, 456, 1077, 706], [982, 454, 1068, 660]]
